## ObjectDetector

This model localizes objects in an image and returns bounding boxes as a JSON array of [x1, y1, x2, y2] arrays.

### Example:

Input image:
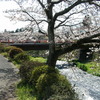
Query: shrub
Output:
[[48, 75, 78, 100], [14, 52, 29, 63], [80, 64, 87, 71], [30, 65, 58, 86], [4, 46, 15, 53], [36, 73, 78, 100], [16, 82, 37, 100], [36, 73, 59, 100], [2, 52, 8, 57], [29, 56, 46, 63], [0, 43, 5, 53], [9, 47, 23, 59], [19, 61, 45, 83], [77, 62, 88, 71]]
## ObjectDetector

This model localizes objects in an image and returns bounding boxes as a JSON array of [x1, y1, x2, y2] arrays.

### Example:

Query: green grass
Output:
[[85, 62, 100, 76], [1, 52, 8, 57], [29, 56, 47, 63], [16, 82, 37, 100], [12, 60, 21, 68], [76, 61, 100, 76], [8, 56, 46, 69]]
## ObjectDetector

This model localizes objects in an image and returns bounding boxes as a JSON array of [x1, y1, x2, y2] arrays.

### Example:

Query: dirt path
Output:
[[0, 55, 20, 100]]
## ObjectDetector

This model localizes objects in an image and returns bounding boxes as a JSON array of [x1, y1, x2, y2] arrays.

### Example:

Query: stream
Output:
[[56, 61, 100, 100]]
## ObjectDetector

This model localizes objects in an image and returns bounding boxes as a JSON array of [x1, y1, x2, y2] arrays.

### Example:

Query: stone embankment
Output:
[[0, 55, 20, 100]]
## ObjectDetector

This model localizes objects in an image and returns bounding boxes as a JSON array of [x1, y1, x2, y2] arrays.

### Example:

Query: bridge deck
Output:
[[10, 43, 50, 50]]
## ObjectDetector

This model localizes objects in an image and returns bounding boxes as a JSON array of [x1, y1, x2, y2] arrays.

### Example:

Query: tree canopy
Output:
[[6, 0, 100, 67]]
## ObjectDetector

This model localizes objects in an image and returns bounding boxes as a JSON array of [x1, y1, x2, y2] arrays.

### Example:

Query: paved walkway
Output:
[[0, 55, 20, 100]]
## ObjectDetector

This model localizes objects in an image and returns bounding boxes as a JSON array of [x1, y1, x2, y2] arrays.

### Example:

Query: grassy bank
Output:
[[16, 82, 37, 100], [76, 61, 100, 76]]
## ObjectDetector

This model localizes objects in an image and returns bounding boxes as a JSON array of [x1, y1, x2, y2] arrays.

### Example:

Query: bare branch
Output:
[[51, 0, 64, 5], [76, 32, 100, 44], [37, 0, 46, 9], [23, 11, 39, 27], [55, 22, 82, 28], [89, 39, 100, 43], [56, 41, 100, 56], [37, 0, 48, 14], [56, 30, 100, 56], [54, 13, 75, 29], [55, 18, 70, 29], [38, 29, 47, 34], [22, 10, 46, 34], [91, 1, 100, 7], [53, 0, 87, 22], [92, 27, 100, 32]]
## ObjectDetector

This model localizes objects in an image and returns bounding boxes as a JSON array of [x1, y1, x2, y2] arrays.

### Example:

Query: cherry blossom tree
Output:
[[6, 0, 100, 67]]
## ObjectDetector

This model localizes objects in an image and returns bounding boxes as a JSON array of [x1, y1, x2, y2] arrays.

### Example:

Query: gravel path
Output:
[[0, 55, 20, 100], [56, 61, 100, 100]]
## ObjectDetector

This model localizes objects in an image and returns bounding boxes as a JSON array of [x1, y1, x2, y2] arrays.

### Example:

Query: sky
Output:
[[0, 0, 28, 32], [0, 0, 99, 33]]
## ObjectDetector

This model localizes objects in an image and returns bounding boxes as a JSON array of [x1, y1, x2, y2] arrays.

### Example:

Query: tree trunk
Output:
[[46, 22, 58, 68], [47, 52, 58, 68], [46, 1, 58, 68]]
